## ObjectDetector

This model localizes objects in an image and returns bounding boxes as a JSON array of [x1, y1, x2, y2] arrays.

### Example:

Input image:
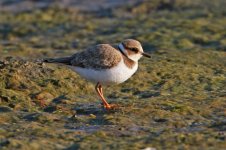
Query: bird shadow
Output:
[[74, 102, 119, 115]]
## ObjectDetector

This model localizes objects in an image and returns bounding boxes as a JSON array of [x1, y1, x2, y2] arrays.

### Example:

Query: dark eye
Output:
[[130, 47, 139, 53]]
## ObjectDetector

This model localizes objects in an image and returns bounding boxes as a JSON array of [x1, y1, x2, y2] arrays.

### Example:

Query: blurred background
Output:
[[0, 0, 225, 150], [0, 0, 225, 58]]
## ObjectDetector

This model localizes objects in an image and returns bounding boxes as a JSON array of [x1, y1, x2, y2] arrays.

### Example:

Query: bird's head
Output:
[[118, 39, 151, 61]]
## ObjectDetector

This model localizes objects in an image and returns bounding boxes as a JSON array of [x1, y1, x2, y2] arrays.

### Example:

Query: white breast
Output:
[[70, 60, 138, 85]]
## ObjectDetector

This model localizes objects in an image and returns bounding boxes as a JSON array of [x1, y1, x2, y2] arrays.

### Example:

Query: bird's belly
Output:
[[70, 60, 138, 85]]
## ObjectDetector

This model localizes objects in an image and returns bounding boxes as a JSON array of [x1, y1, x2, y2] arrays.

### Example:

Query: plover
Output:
[[44, 39, 151, 110]]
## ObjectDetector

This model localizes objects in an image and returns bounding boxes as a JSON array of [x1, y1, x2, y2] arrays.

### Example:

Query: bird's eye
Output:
[[130, 48, 139, 53]]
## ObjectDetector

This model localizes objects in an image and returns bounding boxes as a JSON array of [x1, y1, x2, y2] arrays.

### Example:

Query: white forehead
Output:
[[138, 44, 144, 52]]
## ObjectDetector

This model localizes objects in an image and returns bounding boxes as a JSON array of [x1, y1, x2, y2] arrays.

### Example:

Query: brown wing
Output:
[[70, 44, 122, 70]]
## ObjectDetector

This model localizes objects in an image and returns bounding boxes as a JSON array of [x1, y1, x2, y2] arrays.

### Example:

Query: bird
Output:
[[44, 39, 151, 110]]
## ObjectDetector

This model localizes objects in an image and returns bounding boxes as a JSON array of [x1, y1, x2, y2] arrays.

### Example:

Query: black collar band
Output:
[[118, 44, 127, 57]]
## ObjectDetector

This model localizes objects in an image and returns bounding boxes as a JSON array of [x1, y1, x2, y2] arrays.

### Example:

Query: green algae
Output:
[[0, 0, 226, 149]]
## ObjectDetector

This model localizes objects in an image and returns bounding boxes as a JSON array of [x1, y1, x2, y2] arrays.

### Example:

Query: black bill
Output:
[[142, 52, 151, 58]]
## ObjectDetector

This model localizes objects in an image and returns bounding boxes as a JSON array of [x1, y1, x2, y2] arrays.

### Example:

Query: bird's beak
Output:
[[142, 52, 151, 58]]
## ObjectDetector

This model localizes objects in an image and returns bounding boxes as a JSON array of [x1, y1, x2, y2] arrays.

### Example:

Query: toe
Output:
[[104, 104, 119, 110], [104, 104, 112, 110]]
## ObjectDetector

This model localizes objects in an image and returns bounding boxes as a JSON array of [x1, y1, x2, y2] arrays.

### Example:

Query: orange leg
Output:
[[99, 84, 103, 95], [95, 82, 111, 110]]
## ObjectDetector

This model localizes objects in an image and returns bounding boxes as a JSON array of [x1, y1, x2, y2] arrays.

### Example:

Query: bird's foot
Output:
[[104, 104, 119, 110]]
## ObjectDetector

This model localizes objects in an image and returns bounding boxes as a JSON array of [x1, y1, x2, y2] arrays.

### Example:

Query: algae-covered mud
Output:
[[0, 0, 226, 149]]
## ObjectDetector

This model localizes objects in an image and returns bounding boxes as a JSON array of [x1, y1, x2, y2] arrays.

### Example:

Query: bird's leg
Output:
[[95, 82, 111, 110], [99, 84, 103, 96]]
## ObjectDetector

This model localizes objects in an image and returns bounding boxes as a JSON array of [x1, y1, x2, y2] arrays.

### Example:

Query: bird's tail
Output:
[[43, 56, 72, 65]]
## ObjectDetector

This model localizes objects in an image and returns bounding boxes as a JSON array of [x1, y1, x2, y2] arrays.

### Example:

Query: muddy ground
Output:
[[0, 0, 226, 149]]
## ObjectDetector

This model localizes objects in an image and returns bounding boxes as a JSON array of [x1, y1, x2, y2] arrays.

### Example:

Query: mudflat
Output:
[[0, 0, 225, 149]]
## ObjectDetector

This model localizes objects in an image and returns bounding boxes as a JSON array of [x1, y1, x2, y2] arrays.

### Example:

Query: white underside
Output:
[[70, 60, 138, 85]]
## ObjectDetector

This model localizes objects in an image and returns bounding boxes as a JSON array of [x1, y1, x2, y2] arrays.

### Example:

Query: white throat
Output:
[[128, 53, 143, 62]]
